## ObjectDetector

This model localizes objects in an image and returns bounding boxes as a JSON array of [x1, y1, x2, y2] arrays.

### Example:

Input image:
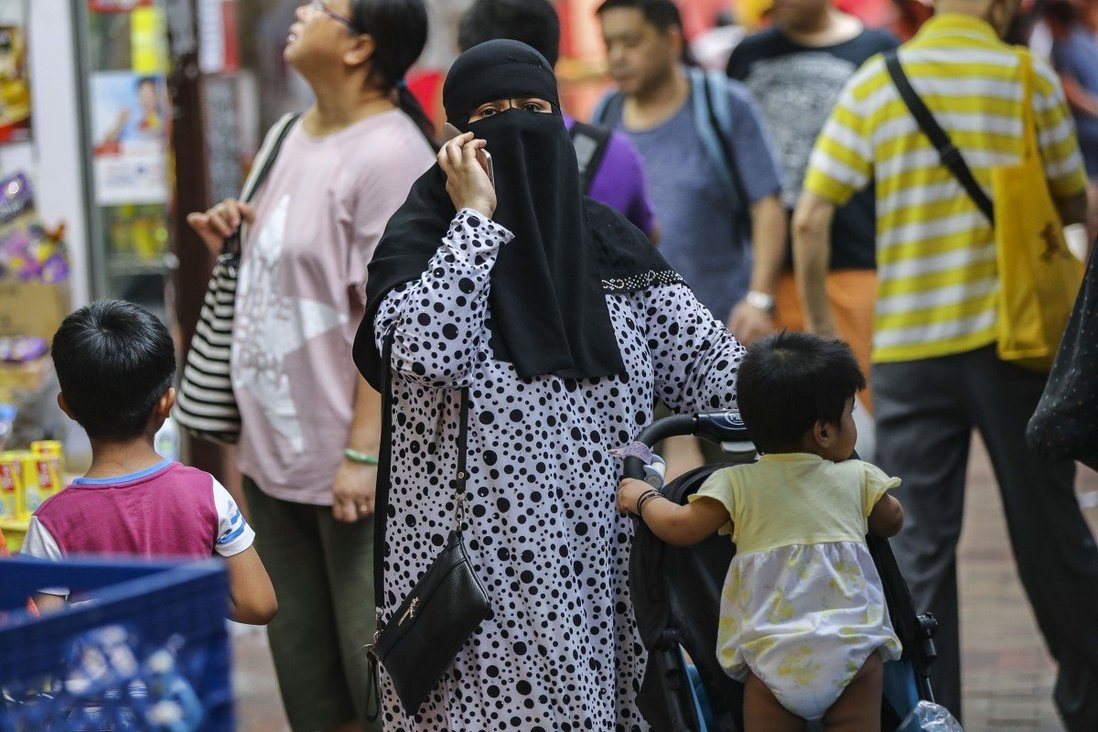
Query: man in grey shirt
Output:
[[595, 0, 785, 345]]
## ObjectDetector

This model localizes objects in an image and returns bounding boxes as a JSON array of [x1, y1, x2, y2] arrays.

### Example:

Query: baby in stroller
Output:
[[618, 331, 905, 731]]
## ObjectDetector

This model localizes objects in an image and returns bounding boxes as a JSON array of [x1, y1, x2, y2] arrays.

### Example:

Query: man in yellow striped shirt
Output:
[[792, 0, 1097, 726]]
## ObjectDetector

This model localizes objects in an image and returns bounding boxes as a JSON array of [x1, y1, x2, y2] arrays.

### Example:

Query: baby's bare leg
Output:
[[822, 652, 883, 732], [743, 671, 805, 732]]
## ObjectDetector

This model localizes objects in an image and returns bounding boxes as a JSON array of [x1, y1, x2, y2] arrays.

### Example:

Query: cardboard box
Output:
[[0, 282, 70, 340]]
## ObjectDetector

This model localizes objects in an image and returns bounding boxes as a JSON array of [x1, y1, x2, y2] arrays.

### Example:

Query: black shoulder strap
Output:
[[570, 121, 614, 195], [699, 72, 751, 237], [365, 327, 396, 722], [884, 50, 995, 225], [372, 328, 396, 609], [454, 386, 470, 517], [372, 334, 470, 609]]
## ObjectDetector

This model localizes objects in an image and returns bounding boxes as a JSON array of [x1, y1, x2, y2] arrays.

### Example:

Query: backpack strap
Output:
[[690, 67, 751, 234], [569, 121, 614, 195], [591, 89, 625, 127]]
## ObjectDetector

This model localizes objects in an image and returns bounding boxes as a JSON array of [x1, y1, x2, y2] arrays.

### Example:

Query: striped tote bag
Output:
[[173, 113, 298, 443]]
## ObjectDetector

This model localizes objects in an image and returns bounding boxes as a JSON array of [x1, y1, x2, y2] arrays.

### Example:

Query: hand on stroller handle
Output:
[[622, 411, 753, 482]]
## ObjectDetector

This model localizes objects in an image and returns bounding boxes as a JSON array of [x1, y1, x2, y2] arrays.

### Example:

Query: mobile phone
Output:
[[442, 122, 494, 187], [480, 150, 495, 188]]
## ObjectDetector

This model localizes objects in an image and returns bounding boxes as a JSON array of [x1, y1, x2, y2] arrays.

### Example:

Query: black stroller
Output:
[[623, 412, 941, 731]]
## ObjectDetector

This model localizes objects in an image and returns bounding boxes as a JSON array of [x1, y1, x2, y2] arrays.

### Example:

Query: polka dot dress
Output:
[[374, 210, 745, 730]]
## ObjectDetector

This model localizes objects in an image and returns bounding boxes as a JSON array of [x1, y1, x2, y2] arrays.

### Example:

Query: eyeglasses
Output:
[[310, 0, 356, 30]]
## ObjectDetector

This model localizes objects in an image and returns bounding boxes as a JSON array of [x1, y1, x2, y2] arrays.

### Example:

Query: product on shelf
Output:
[[0, 173, 69, 283]]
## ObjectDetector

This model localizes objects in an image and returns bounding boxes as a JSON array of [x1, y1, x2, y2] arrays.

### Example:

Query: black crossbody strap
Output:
[[884, 50, 995, 225], [365, 327, 396, 722], [372, 327, 397, 607], [372, 333, 470, 606], [454, 386, 470, 522]]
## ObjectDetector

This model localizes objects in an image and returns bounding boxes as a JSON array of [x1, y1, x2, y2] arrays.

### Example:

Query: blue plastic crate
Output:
[[0, 556, 233, 731]]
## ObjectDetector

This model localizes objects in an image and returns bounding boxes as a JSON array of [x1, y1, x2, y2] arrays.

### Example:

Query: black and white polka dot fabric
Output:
[[374, 209, 745, 730]]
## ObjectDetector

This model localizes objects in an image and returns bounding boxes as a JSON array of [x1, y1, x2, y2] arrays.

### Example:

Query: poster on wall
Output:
[[0, 1, 31, 144], [91, 71, 169, 206]]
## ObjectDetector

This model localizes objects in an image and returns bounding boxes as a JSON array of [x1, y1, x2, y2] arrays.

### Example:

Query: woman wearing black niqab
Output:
[[354, 40, 747, 730]]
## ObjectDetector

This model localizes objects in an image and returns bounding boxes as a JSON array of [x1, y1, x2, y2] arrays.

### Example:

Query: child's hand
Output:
[[617, 478, 652, 515]]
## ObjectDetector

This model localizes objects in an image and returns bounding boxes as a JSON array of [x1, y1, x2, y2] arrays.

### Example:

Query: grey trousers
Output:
[[874, 346, 1098, 731]]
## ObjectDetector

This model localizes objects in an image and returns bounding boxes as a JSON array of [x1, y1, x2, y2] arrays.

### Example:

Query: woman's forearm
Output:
[[375, 209, 513, 387]]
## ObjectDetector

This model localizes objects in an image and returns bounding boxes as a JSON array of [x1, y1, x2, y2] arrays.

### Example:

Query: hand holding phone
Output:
[[438, 125, 496, 218], [442, 123, 494, 187]]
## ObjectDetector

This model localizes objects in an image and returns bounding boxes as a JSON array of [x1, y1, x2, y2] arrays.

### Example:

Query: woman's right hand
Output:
[[438, 131, 496, 219], [186, 199, 256, 257]]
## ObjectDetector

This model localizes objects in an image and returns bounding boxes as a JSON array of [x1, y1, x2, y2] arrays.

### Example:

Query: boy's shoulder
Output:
[[134, 462, 218, 496], [154, 461, 213, 481], [36, 462, 214, 514]]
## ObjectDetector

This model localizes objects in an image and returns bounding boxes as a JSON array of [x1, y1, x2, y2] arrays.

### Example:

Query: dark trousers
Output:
[[874, 346, 1098, 730], [244, 477, 379, 732]]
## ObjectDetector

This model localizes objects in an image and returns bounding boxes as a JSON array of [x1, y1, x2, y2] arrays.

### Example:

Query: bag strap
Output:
[[227, 112, 299, 256], [591, 89, 624, 128], [569, 121, 614, 196], [691, 67, 751, 237], [1017, 49, 1038, 160], [884, 50, 995, 226], [365, 327, 396, 722], [371, 330, 471, 614], [372, 327, 397, 618]]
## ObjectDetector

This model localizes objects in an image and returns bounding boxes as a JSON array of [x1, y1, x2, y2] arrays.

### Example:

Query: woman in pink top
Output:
[[186, 2, 436, 731]]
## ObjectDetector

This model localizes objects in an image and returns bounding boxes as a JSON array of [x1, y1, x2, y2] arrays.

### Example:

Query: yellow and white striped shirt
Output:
[[804, 14, 1087, 364]]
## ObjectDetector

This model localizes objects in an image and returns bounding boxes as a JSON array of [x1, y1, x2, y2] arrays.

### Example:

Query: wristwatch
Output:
[[744, 290, 776, 316]]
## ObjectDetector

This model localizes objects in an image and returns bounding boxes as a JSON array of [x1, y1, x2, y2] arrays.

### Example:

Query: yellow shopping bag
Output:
[[992, 50, 1084, 371]]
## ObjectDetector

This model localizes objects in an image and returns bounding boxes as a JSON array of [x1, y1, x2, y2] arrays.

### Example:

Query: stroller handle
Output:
[[623, 412, 753, 481]]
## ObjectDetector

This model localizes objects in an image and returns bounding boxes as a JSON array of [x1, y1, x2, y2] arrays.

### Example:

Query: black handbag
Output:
[[366, 330, 491, 719], [173, 112, 298, 444], [1027, 244, 1098, 471]]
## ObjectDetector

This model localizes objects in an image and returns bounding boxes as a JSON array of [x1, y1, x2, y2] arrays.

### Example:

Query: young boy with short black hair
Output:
[[21, 300, 276, 624]]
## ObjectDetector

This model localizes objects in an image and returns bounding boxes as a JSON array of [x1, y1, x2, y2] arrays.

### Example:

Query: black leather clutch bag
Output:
[[373, 527, 491, 715]]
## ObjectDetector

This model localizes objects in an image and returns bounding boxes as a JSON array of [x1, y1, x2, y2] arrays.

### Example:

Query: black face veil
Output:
[[356, 40, 670, 388]]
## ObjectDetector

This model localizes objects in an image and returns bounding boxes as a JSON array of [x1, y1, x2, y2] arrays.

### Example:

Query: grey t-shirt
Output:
[[601, 78, 782, 321]]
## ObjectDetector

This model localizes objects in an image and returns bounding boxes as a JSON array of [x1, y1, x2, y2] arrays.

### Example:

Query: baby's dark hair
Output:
[[736, 331, 865, 454], [51, 299, 175, 441]]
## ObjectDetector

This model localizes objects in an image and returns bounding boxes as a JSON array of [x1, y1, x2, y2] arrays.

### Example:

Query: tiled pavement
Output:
[[956, 439, 1098, 731], [232, 437, 1098, 731]]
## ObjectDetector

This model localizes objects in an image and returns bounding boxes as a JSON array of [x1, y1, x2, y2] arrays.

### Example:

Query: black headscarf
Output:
[[355, 40, 675, 389]]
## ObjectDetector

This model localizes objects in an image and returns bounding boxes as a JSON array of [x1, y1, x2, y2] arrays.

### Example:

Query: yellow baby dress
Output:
[[691, 454, 904, 720]]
